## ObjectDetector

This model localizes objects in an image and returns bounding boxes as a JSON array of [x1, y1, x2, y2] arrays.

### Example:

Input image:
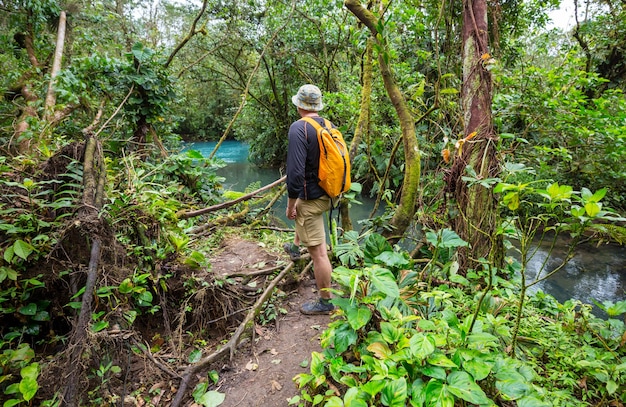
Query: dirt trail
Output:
[[216, 279, 329, 407], [205, 237, 332, 407]]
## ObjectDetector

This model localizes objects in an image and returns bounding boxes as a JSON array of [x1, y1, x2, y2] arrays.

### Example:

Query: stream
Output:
[[185, 140, 626, 316]]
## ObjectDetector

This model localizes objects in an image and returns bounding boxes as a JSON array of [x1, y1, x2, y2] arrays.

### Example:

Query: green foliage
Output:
[[0, 175, 73, 339], [259, 289, 288, 325], [125, 42, 177, 126], [294, 231, 626, 406], [0, 341, 40, 406], [495, 47, 626, 211], [192, 370, 225, 407], [86, 356, 122, 404], [192, 382, 225, 407]]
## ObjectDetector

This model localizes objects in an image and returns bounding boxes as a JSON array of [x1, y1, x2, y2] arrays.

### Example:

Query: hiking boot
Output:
[[283, 243, 301, 261], [300, 298, 335, 315]]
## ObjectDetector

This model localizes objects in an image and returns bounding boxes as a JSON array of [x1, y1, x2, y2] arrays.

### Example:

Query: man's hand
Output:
[[286, 198, 297, 220]]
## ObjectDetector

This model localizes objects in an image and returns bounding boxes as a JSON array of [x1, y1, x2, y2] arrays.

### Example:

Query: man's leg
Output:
[[307, 242, 332, 300], [296, 197, 334, 314]]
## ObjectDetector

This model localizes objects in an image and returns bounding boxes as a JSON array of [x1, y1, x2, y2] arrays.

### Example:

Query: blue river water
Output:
[[184, 140, 376, 226], [185, 140, 626, 316]]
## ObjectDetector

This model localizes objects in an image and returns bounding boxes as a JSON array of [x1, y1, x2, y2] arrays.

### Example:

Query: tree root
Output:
[[169, 261, 295, 407], [131, 337, 181, 379], [62, 133, 108, 407]]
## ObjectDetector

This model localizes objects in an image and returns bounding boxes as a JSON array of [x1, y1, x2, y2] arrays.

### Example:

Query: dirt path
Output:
[[204, 237, 332, 407], [216, 279, 329, 407]]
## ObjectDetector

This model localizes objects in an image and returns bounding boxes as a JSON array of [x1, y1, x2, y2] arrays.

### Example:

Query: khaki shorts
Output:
[[295, 196, 331, 247]]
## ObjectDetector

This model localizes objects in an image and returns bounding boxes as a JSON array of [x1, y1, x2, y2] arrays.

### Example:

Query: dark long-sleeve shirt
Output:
[[286, 117, 328, 200]]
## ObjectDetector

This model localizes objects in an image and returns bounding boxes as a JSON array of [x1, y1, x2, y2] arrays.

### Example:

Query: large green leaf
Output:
[[427, 353, 458, 368], [332, 323, 358, 354], [462, 358, 492, 381], [197, 390, 225, 407], [409, 333, 436, 360], [363, 233, 392, 262], [343, 387, 368, 407], [361, 380, 386, 397], [13, 239, 34, 261], [188, 348, 202, 363], [446, 371, 491, 405], [374, 251, 410, 270], [584, 201, 601, 217], [380, 321, 402, 344], [581, 187, 607, 203], [345, 304, 372, 330], [19, 376, 39, 402], [324, 396, 343, 407], [466, 332, 499, 349], [310, 351, 325, 377], [368, 267, 399, 299], [380, 378, 407, 407], [18, 303, 37, 316], [517, 396, 552, 407], [545, 182, 573, 201], [424, 380, 454, 407], [425, 229, 468, 249], [495, 369, 531, 400]]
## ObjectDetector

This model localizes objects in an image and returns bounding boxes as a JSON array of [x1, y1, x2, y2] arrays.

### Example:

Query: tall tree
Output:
[[345, 0, 421, 242], [446, 0, 503, 271]]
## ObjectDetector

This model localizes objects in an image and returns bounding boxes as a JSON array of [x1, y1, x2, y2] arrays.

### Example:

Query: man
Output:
[[285, 84, 335, 315]]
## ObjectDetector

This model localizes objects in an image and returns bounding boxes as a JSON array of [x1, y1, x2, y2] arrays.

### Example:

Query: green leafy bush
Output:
[[292, 233, 626, 406]]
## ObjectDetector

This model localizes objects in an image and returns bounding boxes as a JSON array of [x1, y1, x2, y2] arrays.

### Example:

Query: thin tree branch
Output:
[[179, 176, 286, 219], [165, 0, 209, 68]]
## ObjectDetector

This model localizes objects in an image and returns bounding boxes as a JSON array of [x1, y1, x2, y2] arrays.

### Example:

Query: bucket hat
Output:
[[292, 84, 324, 111]]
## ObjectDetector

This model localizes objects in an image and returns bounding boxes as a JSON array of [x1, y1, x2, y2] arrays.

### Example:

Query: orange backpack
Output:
[[301, 117, 351, 198]]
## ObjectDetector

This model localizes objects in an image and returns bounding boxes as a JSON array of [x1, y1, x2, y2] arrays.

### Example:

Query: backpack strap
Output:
[[302, 117, 333, 133], [300, 116, 323, 132]]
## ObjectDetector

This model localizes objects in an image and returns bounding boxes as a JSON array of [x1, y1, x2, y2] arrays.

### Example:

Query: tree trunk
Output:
[[63, 134, 108, 406], [345, 0, 420, 242], [447, 0, 503, 272], [350, 37, 373, 161], [44, 11, 67, 121], [339, 36, 375, 233], [12, 16, 41, 155]]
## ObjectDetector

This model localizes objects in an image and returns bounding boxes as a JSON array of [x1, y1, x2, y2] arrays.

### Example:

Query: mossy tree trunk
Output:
[[345, 0, 420, 242], [447, 0, 503, 272], [340, 36, 375, 233]]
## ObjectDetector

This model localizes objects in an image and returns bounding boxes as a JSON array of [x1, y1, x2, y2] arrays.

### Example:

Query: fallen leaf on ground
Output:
[[271, 380, 283, 392]]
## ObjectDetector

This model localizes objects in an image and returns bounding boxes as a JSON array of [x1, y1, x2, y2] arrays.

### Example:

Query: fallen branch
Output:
[[190, 206, 250, 235], [63, 133, 107, 406], [180, 176, 286, 220], [256, 226, 294, 233], [298, 259, 314, 282], [222, 263, 284, 278], [169, 261, 294, 407]]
